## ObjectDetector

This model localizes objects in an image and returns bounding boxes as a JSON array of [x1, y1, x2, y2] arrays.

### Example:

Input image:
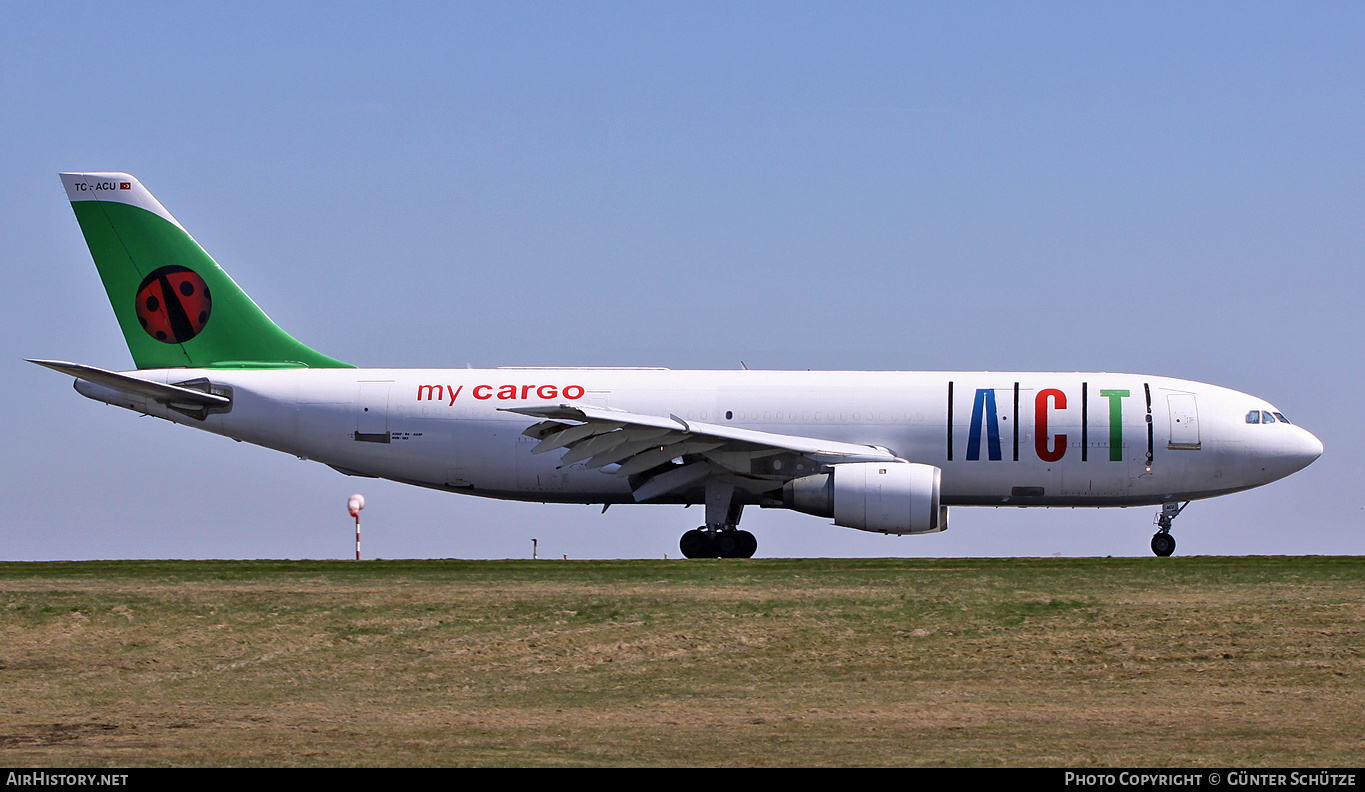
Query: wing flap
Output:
[[504, 404, 898, 462], [614, 440, 726, 477], [631, 460, 712, 502], [531, 421, 626, 454], [501, 403, 901, 503]]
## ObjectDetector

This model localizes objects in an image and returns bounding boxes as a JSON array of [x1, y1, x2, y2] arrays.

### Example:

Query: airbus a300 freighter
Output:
[[33, 173, 1323, 558]]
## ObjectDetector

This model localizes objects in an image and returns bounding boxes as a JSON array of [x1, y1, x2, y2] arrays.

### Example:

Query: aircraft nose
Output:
[[1293, 428, 1324, 472], [1248, 422, 1322, 485], [1270, 426, 1323, 478]]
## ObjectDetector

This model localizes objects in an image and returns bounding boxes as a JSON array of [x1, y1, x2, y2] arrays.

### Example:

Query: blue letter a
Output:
[[967, 388, 1002, 461]]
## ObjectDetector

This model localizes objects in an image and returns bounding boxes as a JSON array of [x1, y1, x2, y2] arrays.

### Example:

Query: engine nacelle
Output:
[[782, 461, 947, 535]]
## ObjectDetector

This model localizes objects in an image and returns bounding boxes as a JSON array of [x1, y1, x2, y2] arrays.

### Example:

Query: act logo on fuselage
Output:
[[960, 385, 1136, 463]]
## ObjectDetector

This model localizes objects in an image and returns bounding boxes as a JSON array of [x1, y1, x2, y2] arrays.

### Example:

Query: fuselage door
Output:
[[1167, 393, 1201, 450], [355, 382, 392, 443]]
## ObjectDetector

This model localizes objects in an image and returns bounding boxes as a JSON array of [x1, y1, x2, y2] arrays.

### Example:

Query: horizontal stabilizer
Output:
[[27, 359, 231, 407]]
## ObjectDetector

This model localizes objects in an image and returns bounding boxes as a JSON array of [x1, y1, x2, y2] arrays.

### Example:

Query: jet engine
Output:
[[782, 461, 947, 535]]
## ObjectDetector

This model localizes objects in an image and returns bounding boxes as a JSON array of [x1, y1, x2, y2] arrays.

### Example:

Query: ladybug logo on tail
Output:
[[134, 266, 212, 343]]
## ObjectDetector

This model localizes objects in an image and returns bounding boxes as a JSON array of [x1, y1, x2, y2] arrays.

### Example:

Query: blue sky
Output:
[[3, 2, 1361, 559]]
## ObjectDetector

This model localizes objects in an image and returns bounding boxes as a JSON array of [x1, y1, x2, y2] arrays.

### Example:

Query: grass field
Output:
[[0, 556, 1361, 767]]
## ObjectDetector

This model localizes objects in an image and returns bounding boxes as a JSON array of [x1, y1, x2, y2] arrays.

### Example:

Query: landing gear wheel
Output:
[[1151, 532, 1176, 557], [680, 529, 713, 559], [680, 528, 757, 559], [735, 530, 758, 559], [710, 530, 758, 559]]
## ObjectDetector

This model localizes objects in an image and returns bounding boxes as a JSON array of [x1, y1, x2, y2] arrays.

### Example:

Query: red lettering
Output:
[[464, 383, 584, 401], [447, 385, 462, 405], [417, 385, 442, 401], [1035, 388, 1067, 462]]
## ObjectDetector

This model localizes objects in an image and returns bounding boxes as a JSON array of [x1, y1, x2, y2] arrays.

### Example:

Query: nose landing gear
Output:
[[1151, 501, 1187, 557]]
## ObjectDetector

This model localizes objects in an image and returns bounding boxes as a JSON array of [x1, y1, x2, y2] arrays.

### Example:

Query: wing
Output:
[[500, 403, 901, 502]]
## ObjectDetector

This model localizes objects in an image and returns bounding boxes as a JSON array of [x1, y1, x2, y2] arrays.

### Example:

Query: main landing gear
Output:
[[680, 527, 757, 559], [680, 480, 758, 559], [1151, 501, 1188, 557]]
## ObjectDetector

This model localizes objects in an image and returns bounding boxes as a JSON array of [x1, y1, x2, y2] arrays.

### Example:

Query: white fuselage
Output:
[[76, 368, 1323, 510]]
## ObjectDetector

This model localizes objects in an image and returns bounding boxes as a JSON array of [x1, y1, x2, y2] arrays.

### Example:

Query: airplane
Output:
[[32, 172, 1323, 559]]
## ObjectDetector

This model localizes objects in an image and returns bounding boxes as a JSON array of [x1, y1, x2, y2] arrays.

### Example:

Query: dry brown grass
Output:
[[0, 557, 1361, 766]]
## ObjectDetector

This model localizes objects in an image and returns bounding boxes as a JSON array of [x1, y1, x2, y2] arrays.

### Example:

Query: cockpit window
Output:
[[1246, 410, 1261, 424], [1262, 411, 1276, 424], [1273, 412, 1291, 424]]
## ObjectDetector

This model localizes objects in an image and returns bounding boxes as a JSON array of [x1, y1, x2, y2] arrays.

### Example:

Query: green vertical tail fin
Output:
[[60, 172, 352, 370]]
